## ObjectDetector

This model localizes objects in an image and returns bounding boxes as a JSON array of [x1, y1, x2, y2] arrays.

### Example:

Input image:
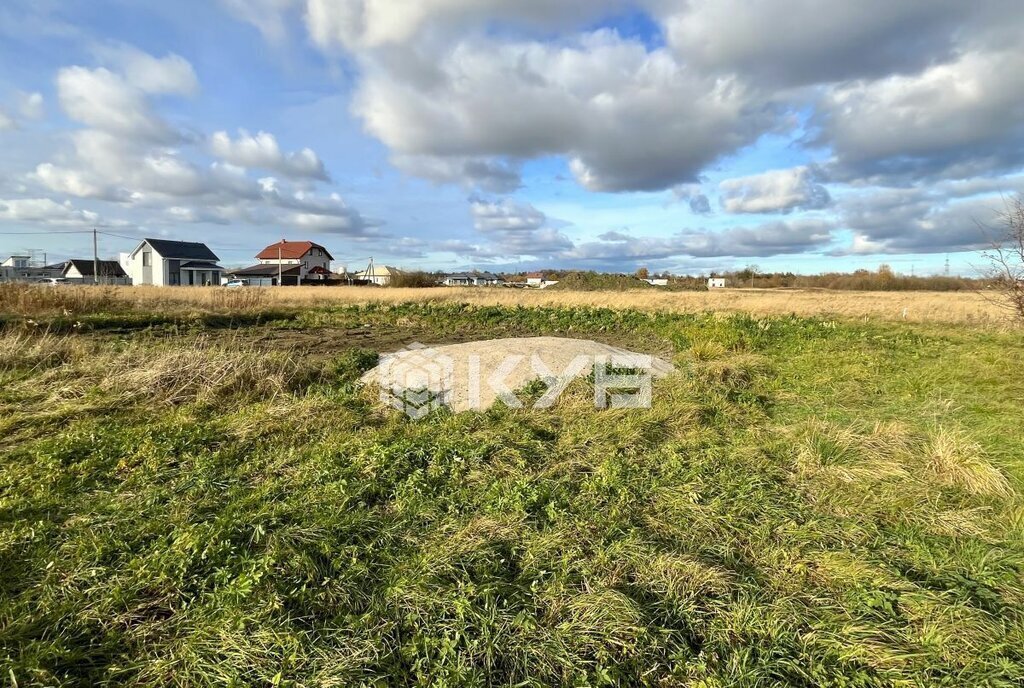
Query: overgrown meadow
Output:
[[1, 291, 1023, 686]]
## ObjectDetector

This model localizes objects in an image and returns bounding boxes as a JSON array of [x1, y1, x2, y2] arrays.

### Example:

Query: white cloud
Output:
[[0, 197, 100, 226], [56, 66, 178, 142], [656, 0, 1012, 86], [209, 130, 328, 180], [0, 109, 14, 131], [719, 165, 831, 214], [567, 219, 836, 260], [819, 49, 1024, 182], [17, 91, 44, 120], [391, 154, 521, 193], [34, 163, 120, 200], [303, 0, 623, 50], [470, 198, 546, 232], [219, 0, 301, 43], [353, 31, 774, 192], [93, 44, 199, 96]]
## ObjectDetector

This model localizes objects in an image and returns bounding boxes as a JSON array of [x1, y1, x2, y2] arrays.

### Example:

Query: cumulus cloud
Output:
[[567, 219, 836, 261], [0, 197, 100, 226], [719, 165, 831, 214], [470, 198, 546, 232], [210, 130, 329, 180], [303, 0, 623, 50], [655, 0, 1004, 87], [220, 0, 301, 43], [93, 44, 199, 96], [671, 184, 712, 214], [392, 155, 521, 193], [454, 196, 572, 259], [17, 91, 44, 120], [56, 66, 179, 142], [818, 49, 1024, 183], [352, 31, 774, 192], [836, 187, 1008, 254]]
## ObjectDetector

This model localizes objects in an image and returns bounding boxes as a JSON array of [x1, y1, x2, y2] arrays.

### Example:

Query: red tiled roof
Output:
[[255, 240, 334, 261], [526, 272, 545, 279]]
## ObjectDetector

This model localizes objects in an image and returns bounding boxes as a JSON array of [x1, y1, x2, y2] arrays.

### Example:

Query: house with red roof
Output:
[[227, 240, 334, 286]]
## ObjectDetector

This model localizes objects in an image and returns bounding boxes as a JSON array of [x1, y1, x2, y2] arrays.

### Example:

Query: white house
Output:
[[526, 272, 545, 286], [226, 240, 334, 286], [708, 277, 727, 289], [125, 238, 224, 286], [353, 264, 399, 286]]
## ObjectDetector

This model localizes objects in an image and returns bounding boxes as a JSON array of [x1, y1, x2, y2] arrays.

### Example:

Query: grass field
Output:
[[0, 283, 1012, 326], [1, 286, 1023, 686]]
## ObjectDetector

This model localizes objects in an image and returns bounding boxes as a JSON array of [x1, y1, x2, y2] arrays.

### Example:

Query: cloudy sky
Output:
[[1, 0, 1022, 275]]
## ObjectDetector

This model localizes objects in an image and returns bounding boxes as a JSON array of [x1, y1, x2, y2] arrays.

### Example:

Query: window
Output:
[[142, 251, 151, 267]]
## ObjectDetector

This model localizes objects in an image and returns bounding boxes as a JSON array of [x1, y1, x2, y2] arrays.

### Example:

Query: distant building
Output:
[[708, 277, 727, 289], [525, 272, 546, 286], [353, 264, 399, 286], [444, 271, 504, 287], [63, 259, 130, 284], [644, 278, 669, 287], [1, 255, 30, 269], [124, 239, 224, 286], [0, 256, 67, 283], [226, 240, 334, 286]]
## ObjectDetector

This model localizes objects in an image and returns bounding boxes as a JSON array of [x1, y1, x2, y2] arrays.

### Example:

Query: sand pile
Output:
[[361, 336, 674, 414]]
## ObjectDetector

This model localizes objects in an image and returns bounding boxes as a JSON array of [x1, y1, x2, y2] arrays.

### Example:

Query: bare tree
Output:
[[983, 197, 1024, 322]]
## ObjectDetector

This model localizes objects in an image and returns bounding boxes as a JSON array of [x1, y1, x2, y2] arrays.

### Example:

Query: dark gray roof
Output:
[[65, 259, 127, 278], [179, 261, 226, 270], [143, 238, 219, 261]]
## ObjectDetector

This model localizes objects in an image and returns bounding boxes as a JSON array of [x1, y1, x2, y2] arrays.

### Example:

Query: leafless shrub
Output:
[[982, 197, 1024, 322]]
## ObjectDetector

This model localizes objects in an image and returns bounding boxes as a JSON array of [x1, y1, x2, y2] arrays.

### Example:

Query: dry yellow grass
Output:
[[104, 285, 1009, 325]]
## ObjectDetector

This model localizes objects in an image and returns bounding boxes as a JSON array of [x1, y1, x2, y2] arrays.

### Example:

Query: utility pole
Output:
[[278, 244, 283, 287], [944, 254, 951, 277], [92, 228, 99, 286]]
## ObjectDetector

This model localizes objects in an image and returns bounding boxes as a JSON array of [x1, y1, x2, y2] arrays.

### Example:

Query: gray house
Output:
[[443, 271, 505, 286], [124, 239, 224, 286]]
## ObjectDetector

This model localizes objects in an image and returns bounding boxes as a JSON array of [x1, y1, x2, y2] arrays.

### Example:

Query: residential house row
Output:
[[3, 238, 583, 288]]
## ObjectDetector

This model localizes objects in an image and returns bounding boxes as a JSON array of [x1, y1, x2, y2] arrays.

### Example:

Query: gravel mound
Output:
[[361, 336, 674, 413]]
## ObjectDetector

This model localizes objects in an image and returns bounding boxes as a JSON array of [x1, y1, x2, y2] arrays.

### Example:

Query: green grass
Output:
[[1, 304, 1023, 686]]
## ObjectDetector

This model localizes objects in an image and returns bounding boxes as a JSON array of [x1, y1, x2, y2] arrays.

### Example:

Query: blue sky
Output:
[[1, 0, 1022, 276]]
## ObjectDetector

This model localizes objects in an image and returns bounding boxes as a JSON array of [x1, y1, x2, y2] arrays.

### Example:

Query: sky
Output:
[[1, 0, 1022, 276]]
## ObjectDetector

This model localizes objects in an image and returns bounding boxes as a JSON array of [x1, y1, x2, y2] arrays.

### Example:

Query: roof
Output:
[[179, 261, 226, 270], [256, 240, 334, 261], [64, 259, 127, 278], [526, 272, 545, 279], [141, 238, 219, 261], [229, 264, 301, 276], [446, 271, 503, 281], [354, 265, 398, 277]]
